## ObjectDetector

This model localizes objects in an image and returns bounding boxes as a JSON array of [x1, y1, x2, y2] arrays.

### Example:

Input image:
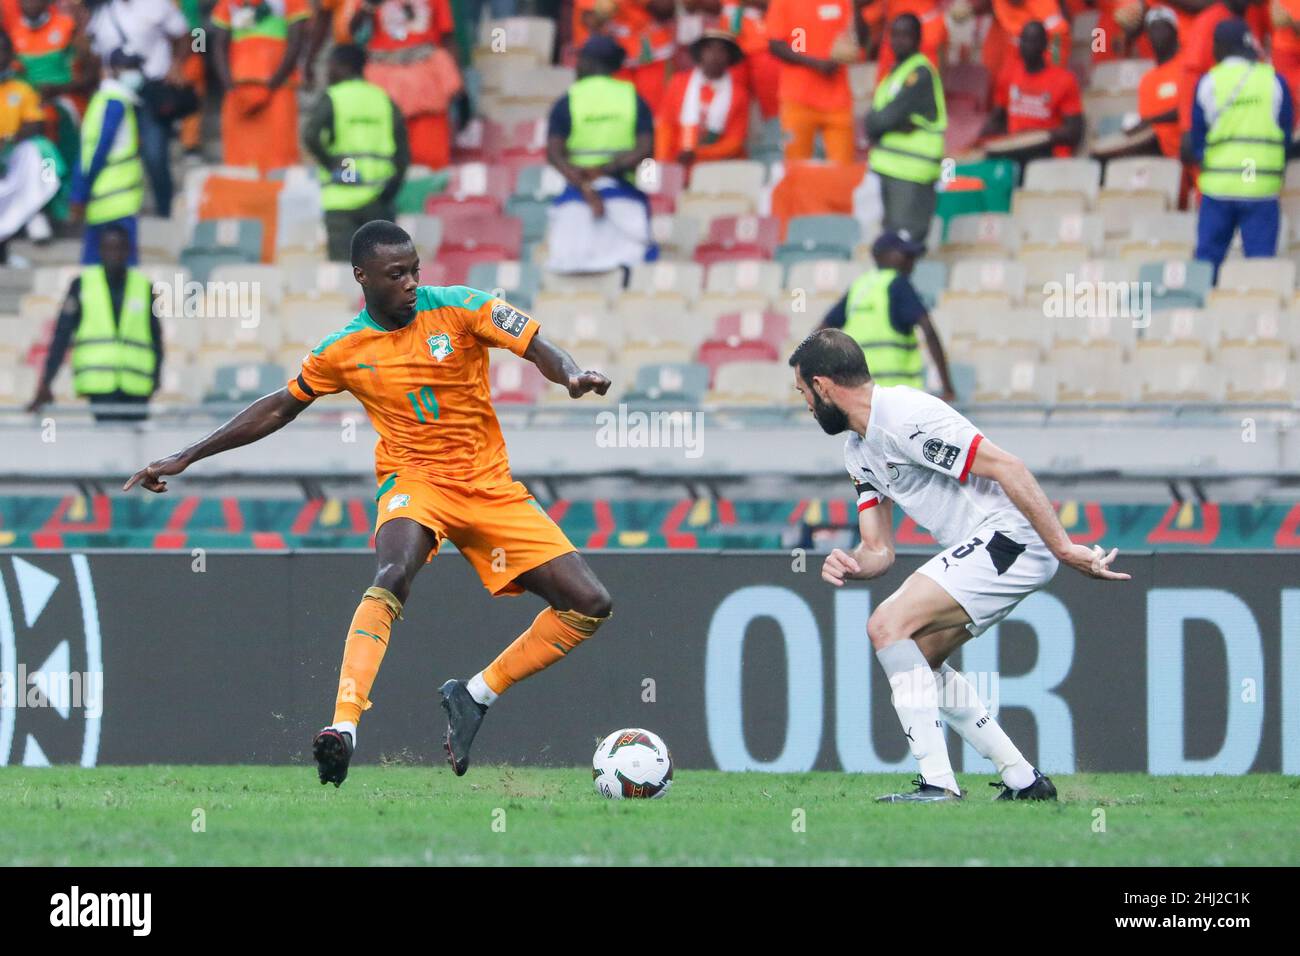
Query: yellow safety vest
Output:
[[81, 88, 143, 225], [870, 52, 948, 185], [71, 266, 156, 396], [1199, 60, 1285, 199], [319, 79, 397, 211], [565, 74, 638, 184], [841, 268, 924, 388]]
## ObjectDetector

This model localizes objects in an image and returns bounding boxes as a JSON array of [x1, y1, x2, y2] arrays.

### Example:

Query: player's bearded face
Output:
[[810, 384, 850, 435]]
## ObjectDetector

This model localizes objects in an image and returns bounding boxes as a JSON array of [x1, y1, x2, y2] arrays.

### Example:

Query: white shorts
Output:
[[916, 527, 1059, 637]]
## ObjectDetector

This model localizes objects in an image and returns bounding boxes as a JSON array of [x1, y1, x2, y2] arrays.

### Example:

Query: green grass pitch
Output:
[[2, 767, 1298, 866]]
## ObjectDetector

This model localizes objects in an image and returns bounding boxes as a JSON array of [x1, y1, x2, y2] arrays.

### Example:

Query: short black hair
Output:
[[788, 329, 871, 386], [893, 13, 922, 39], [350, 219, 413, 268], [331, 43, 367, 75]]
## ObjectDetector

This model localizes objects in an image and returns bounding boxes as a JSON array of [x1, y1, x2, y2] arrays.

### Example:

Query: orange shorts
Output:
[[374, 474, 577, 596]]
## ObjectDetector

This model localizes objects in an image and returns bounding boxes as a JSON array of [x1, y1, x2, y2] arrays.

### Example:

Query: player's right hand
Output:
[[821, 548, 862, 587], [123, 455, 187, 494]]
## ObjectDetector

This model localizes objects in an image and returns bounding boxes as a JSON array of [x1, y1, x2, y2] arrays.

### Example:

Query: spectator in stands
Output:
[[71, 49, 144, 266], [11, 0, 87, 176], [84, 0, 192, 217], [211, 0, 309, 173], [981, 20, 1083, 162], [1179, 0, 1256, 133], [868, 0, 948, 77], [346, 0, 461, 170], [544, 34, 653, 274], [1191, 18, 1290, 274], [956, 0, 1069, 81], [303, 43, 409, 262], [765, 0, 865, 165], [26, 222, 162, 422], [1272, 0, 1300, 110], [819, 229, 956, 398], [865, 13, 946, 243], [177, 0, 206, 158], [717, 0, 780, 119], [0, 28, 60, 263], [655, 27, 750, 165], [614, 0, 677, 112], [1134, 6, 1183, 160]]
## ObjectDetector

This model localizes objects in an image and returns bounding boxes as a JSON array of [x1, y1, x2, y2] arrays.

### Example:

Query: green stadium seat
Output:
[[623, 362, 711, 406], [205, 362, 288, 403], [1138, 260, 1214, 311], [467, 261, 541, 308], [396, 175, 449, 215]]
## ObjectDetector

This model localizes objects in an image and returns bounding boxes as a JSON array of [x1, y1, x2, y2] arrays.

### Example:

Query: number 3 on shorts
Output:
[[405, 386, 440, 423]]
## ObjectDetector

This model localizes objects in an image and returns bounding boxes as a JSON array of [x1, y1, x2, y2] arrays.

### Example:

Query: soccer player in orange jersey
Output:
[[124, 220, 614, 786]]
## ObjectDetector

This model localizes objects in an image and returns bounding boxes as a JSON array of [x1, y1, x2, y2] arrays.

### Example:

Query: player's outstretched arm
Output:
[[968, 437, 1132, 581], [523, 334, 611, 399], [823, 499, 896, 586], [123, 388, 313, 494]]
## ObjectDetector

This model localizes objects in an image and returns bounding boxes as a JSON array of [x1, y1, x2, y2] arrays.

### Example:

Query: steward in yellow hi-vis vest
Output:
[[864, 13, 947, 244], [821, 230, 957, 398], [1191, 19, 1292, 274], [26, 223, 162, 422], [304, 43, 410, 262], [543, 34, 655, 274]]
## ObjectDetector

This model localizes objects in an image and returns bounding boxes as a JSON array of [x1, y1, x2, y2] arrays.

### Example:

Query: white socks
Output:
[[875, 642, 960, 794], [466, 672, 498, 708], [934, 663, 1037, 791], [333, 720, 356, 749]]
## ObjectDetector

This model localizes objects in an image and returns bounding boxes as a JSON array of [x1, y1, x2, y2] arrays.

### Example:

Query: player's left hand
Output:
[[1059, 543, 1131, 581], [567, 370, 611, 399]]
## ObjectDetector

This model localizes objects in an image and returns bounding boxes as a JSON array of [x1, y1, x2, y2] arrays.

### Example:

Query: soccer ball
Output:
[[592, 728, 673, 799]]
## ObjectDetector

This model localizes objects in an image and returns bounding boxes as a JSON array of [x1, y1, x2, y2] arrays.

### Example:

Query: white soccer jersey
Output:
[[844, 386, 1039, 550]]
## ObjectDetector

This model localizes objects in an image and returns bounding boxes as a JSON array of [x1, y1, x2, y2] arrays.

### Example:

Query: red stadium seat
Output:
[[438, 214, 523, 259], [425, 194, 501, 219], [452, 118, 507, 163], [695, 338, 780, 383], [711, 311, 790, 348], [504, 118, 549, 160], [490, 356, 547, 404], [640, 161, 685, 215], [705, 215, 781, 256], [444, 162, 514, 203], [692, 242, 772, 266], [437, 247, 514, 285]]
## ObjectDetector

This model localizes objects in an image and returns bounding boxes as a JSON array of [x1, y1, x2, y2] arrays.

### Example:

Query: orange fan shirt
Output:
[[994, 56, 1082, 156], [212, 0, 311, 85], [765, 0, 854, 110], [1138, 56, 1183, 158], [287, 285, 540, 488]]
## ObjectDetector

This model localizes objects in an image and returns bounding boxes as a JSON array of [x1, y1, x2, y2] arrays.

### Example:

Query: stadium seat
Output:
[[1101, 156, 1181, 207], [627, 261, 705, 299], [540, 270, 622, 299], [676, 193, 755, 221], [697, 214, 781, 260], [205, 362, 287, 402], [784, 258, 858, 296], [1011, 191, 1088, 228], [1088, 58, 1154, 93], [616, 300, 703, 349], [944, 213, 1017, 258], [688, 160, 766, 198], [710, 360, 796, 405], [651, 212, 703, 258], [639, 161, 686, 213], [1131, 342, 1219, 401], [1142, 308, 1217, 347], [467, 261, 542, 308], [1019, 246, 1091, 292], [189, 217, 264, 261], [1052, 341, 1131, 402], [1214, 308, 1294, 346], [490, 353, 548, 404], [139, 216, 184, 262], [1219, 341, 1295, 401], [623, 361, 711, 406], [180, 250, 253, 285], [712, 310, 791, 347], [1020, 213, 1104, 254], [780, 214, 861, 257], [697, 338, 779, 382], [514, 164, 567, 201], [1137, 260, 1214, 310], [1022, 157, 1102, 205], [969, 342, 1053, 403], [396, 214, 443, 256], [705, 259, 784, 299], [0, 363, 38, 406], [437, 214, 523, 259], [947, 259, 1028, 302], [504, 195, 550, 246], [1050, 307, 1140, 354], [479, 16, 556, 63], [1214, 258, 1296, 303]]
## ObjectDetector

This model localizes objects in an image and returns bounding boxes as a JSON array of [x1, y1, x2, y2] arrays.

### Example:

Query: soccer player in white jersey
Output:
[[790, 329, 1131, 802]]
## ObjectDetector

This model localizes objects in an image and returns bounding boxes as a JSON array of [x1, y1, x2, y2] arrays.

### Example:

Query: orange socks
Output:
[[482, 607, 608, 696], [332, 587, 403, 726]]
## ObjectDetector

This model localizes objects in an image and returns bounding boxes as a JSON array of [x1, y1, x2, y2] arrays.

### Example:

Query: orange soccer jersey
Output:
[[287, 285, 575, 594]]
